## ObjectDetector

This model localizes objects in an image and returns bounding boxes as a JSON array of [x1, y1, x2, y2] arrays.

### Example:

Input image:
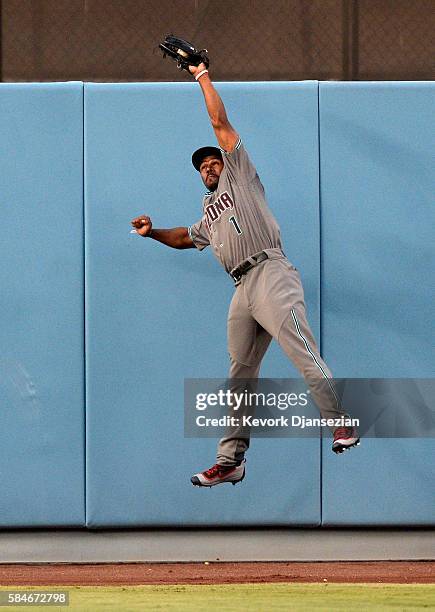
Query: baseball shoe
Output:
[[191, 460, 246, 487], [332, 427, 360, 454]]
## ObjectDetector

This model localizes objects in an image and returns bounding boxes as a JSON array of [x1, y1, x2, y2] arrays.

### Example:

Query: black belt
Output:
[[230, 251, 269, 285]]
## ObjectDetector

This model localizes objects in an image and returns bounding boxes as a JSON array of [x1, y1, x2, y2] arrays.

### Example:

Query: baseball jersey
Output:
[[188, 138, 283, 273]]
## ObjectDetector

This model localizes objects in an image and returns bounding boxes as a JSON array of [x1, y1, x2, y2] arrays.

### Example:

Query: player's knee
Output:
[[229, 355, 260, 378]]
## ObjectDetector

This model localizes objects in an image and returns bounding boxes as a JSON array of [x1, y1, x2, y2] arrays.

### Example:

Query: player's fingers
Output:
[[131, 216, 149, 227]]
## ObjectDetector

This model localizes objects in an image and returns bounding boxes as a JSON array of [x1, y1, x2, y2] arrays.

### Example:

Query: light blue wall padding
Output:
[[319, 82, 435, 525], [0, 83, 85, 526], [85, 82, 321, 526]]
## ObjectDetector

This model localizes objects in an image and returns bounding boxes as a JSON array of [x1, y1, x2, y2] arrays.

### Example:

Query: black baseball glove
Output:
[[159, 35, 209, 72]]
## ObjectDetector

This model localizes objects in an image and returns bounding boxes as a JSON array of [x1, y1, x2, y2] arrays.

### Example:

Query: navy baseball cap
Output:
[[192, 146, 222, 171]]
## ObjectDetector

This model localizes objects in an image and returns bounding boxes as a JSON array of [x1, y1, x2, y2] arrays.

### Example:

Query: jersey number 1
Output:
[[229, 215, 242, 235]]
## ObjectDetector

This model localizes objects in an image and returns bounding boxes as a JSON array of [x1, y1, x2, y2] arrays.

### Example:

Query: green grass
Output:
[[0, 583, 434, 611]]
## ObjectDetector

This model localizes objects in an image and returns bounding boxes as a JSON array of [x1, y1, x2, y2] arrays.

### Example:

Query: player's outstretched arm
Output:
[[131, 216, 194, 249], [189, 63, 239, 153]]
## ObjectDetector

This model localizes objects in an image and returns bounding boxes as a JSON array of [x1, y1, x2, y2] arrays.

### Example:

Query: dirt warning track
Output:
[[0, 562, 433, 585]]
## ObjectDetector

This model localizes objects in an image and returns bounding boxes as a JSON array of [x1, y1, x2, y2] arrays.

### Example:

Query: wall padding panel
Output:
[[0, 83, 85, 526], [85, 82, 321, 526], [319, 82, 435, 525]]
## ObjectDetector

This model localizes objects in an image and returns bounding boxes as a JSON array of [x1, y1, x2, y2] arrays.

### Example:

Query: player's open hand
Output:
[[131, 215, 152, 237]]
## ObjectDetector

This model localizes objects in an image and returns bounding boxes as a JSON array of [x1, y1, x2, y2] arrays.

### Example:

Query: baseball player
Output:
[[131, 62, 359, 487]]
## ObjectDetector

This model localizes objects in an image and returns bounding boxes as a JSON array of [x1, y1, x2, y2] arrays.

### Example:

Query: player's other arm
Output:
[[189, 63, 239, 153], [131, 216, 194, 249]]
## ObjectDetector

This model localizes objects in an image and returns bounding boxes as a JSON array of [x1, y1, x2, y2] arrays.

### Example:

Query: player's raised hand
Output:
[[188, 62, 208, 78], [131, 215, 152, 237]]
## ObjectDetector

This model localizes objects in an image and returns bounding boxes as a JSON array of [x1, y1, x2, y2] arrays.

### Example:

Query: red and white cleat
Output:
[[332, 427, 360, 454], [191, 460, 246, 487]]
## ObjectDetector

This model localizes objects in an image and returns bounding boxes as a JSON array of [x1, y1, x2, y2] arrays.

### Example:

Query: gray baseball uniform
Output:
[[189, 139, 345, 466]]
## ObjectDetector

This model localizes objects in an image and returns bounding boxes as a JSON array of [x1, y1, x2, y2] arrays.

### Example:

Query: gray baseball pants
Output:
[[217, 249, 345, 466]]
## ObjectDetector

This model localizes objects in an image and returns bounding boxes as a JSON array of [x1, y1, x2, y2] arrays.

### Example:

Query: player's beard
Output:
[[206, 174, 219, 191]]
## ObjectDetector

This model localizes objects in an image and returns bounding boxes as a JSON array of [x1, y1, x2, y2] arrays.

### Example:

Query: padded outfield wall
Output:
[[0, 81, 433, 527]]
